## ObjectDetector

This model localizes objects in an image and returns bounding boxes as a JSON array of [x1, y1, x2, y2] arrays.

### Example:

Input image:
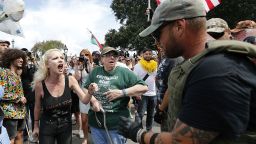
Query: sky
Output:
[[0, 0, 121, 56]]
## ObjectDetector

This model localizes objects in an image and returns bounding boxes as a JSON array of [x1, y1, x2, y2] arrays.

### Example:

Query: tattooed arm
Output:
[[143, 119, 218, 144]]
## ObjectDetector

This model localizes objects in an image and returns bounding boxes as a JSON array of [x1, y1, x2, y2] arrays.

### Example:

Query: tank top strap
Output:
[[42, 80, 51, 98], [65, 76, 71, 96]]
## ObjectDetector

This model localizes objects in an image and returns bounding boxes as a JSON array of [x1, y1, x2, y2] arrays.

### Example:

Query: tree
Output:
[[105, 0, 158, 52], [207, 0, 256, 28], [31, 40, 66, 57], [106, 0, 256, 52]]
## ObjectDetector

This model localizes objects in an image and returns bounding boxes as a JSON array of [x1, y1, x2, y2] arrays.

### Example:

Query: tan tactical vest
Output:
[[166, 40, 256, 143]]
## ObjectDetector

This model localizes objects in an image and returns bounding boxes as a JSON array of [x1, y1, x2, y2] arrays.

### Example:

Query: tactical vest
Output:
[[166, 40, 256, 143]]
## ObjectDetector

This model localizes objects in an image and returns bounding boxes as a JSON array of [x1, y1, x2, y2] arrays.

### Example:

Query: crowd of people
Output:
[[0, 0, 256, 144]]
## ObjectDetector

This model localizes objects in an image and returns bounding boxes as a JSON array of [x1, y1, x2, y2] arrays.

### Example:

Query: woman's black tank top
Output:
[[40, 76, 72, 134]]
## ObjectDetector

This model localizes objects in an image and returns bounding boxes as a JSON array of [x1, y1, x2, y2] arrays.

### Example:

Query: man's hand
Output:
[[118, 113, 143, 142], [104, 89, 123, 101]]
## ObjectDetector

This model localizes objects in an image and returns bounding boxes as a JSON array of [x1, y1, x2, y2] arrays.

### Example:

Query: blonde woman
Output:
[[32, 49, 97, 144]]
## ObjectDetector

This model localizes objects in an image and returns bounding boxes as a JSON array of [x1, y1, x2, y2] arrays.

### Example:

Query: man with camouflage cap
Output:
[[117, 0, 256, 143], [207, 18, 233, 40]]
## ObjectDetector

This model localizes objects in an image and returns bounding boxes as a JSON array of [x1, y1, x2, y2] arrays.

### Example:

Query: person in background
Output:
[[206, 18, 233, 40], [0, 82, 10, 143], [133, 48, 157, 132], [68, 56, 82, 138], [84, 47, 148, 144], [74, 49, 93, 144], [32, 49, 95, 144], [0, 49, 27, 144], [125, 57, 134, 70], [92, 51, 101, 68], [20, 48, 37, 141], [231, 20, 256, 41], [0, 40, 10, 64]]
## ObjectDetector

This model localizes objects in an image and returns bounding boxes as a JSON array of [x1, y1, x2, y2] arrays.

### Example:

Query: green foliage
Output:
[[107, 0, 256, 52], [106, 0, 158, 52], [31, 40, 66, 56], [207, 0, 256, 28]]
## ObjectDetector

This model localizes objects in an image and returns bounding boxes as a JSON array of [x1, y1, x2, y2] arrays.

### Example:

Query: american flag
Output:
[[155, 0, 221, 12]]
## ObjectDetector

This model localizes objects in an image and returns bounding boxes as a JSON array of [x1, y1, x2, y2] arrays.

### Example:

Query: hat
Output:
[[231, 20, 256, 33], [139, 0, 206, 37], [101, 47, 118, 55], [0, 40, 10, 45], [207, 18, 229, 33]]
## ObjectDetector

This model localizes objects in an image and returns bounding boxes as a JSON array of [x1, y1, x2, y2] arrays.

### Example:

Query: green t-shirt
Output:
[[84, 66, 146, 130]]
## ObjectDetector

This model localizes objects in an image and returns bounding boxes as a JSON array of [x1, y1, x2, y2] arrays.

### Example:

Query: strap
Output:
[[142, 73, 149, 81]]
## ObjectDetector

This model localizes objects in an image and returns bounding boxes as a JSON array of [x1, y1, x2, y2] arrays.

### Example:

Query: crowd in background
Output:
[[0, 8, 255, 143]]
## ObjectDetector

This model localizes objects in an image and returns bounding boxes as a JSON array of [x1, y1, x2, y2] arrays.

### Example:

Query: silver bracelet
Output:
[[122, 89, 127, 97], [136, 129, 146, 143]]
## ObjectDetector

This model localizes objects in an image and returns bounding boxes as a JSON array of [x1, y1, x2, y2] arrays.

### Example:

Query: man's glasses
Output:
[[152, 21, 173, 42], [103, 52, 118, 58]]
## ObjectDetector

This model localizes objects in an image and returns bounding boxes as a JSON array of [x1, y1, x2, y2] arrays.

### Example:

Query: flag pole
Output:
[[147, 0, 151, 22]]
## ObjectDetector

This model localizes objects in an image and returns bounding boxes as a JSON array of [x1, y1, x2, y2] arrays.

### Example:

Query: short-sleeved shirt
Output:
[[84, 66, 146, 130], [179, 53, 256, 139], [0, 68, 26, 119]]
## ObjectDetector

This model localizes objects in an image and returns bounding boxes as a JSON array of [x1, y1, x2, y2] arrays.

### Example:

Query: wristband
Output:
[[150, 133, 159, 144], [136, 129, 146, 143], [122, 89, 127, 97]]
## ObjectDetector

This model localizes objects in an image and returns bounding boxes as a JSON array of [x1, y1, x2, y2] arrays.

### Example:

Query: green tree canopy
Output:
[[106, 0, 256, 52], [31, 40, 66, 56]]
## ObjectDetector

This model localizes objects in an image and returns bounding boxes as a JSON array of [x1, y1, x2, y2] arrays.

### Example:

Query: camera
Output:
[[78, 56, 88, 63]]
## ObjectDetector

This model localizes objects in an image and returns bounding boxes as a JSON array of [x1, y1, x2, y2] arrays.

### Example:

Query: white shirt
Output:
[[133, 63, 157, 96]]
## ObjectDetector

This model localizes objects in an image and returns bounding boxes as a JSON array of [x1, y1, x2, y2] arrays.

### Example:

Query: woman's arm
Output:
[[69, 76, 95, 104], [33, 82, 43, 134]]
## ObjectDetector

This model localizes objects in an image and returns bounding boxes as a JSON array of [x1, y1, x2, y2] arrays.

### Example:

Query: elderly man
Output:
[[83, 47, 148, 144], [117, 0, 256, 143]]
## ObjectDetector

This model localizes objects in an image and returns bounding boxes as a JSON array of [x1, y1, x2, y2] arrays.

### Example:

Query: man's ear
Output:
[[174, 19, 186, 37]]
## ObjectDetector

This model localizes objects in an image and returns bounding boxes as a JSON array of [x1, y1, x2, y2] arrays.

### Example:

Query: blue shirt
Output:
[[0, 126, 10, 144]]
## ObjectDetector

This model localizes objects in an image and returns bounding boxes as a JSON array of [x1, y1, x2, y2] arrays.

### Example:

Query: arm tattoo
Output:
[[170, 119, 218, 144], [155, 135, 164, 144]]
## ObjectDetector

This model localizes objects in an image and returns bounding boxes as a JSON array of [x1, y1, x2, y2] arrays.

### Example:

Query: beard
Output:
[[164, 36, 183, 58]]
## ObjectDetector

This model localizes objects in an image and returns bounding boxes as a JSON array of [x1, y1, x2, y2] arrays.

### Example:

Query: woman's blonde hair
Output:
[[32, 49, 64, 90], [80, 49, 93, 63]]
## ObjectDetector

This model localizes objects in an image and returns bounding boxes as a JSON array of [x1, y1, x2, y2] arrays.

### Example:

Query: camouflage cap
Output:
[[207, 18, 229, 33], [231, 20, 256, 33], [139, 0, 206, 37]]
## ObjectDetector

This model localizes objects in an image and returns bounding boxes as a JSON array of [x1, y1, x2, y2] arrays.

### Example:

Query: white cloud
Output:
[[0, 0, 120, 56]]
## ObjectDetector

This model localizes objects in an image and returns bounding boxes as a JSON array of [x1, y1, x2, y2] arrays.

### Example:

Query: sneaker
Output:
[[79, 130, 84, 139]]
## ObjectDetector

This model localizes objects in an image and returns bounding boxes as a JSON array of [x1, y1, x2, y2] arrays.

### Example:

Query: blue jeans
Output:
[[137, 95, 157, 131], [90, 126, 126, 144]]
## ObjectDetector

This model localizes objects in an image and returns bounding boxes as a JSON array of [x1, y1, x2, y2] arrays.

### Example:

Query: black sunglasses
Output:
[[152, 21, 174, 41]]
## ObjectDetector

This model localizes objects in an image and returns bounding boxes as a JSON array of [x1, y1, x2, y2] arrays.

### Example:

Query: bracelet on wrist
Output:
[[122, 89, 127, 97], [150, 133, 159, 144], [136, 129, 146, 143]]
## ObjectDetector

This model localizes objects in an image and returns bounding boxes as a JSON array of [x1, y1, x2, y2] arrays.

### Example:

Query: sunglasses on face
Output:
[[152, 21, 173, 42], [103, 52, 118, 58]]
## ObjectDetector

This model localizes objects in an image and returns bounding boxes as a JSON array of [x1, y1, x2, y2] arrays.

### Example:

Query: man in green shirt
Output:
[[83, 47, 148, 144]]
